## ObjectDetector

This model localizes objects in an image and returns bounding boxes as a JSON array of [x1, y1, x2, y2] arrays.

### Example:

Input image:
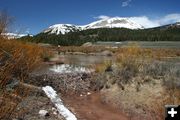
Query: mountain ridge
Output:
[[42, 17, 144, 35], [19, 22, 180, 46]]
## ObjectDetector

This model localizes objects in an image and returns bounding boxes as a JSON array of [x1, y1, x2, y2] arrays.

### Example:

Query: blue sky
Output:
[[1, 0, 180, 34]]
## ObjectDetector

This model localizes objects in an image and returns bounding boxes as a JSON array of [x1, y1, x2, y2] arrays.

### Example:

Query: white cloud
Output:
[[122, 0, 132, 7], [130, 14, 180, 28], [129, 16, 160, 28], [94, 13, 180, 28], [94, 15, 110, 20], [131, 13, 180, 28], [25, 28, 30, 34], [156, 13, 180, 25]]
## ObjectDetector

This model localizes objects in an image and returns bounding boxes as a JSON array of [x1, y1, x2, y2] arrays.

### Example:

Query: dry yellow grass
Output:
[[94, 61, 112, 73], [91, 44, 180, 119]]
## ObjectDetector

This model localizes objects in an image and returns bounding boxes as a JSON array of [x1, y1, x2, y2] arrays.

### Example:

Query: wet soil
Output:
[[63, 92, 128, 120]]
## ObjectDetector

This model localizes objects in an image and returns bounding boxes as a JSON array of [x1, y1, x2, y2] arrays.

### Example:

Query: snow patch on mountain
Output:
[[43, 24, 81, 35], [83, 17, 144, 29], [42, 17, 144, 35]]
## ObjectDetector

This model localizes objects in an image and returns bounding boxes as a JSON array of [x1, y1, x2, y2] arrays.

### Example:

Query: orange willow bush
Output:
[[0, 37, 50, 119]]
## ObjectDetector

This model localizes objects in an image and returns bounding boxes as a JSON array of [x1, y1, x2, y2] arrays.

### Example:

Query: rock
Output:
[[52, 107, 56, 111], [6, 78, 19, 91], [52, 107, 58, 115], [82, 42, 93, 47], [39, 110, 49, 117], [73, 52, 86, 55], [100, 50, 113, 56], [53, 111, 58, 115]]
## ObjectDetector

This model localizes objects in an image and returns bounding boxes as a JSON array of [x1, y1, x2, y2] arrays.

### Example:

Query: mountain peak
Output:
[[84, 17, 144, 29], [42, 17, 144, 35], [43, 24, 81, 35]]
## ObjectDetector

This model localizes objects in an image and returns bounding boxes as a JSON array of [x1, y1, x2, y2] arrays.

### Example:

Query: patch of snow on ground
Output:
[[42, 86, 77, 120], [50, 64, 94, 73]]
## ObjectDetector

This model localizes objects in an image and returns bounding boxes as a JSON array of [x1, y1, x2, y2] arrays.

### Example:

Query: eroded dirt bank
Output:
[[17, 66, 128, 120]]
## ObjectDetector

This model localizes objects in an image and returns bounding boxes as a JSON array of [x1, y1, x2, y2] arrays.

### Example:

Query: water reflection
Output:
[[57, 54, 114, 66], [50, 64, 94, 73]]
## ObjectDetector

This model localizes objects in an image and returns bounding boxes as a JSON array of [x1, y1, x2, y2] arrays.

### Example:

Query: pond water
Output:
[[49, 54, 180, 74], [49, 54, 114, 73], [50, 64, 94, 73], [56, 54, 114, 66]]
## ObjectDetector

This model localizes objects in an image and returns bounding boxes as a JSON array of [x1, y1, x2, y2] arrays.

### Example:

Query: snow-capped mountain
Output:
[[83, 17, 144, 29], [1, 33, 31, 39], [42, 17, 144, 35], [43, 24, 82, 35]]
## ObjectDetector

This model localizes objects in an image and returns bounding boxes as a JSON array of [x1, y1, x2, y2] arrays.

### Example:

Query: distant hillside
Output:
[[19, 23, 180, 46], [1, 33, 31, 39], [153, 22, 180, 30]]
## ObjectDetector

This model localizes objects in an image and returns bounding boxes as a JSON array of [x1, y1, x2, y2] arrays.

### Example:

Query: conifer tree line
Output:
[[20, 26, 180, 46]]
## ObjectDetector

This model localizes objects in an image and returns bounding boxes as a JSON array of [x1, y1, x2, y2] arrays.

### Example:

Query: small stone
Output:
[[52, 107, 56, 111], [53, 111, 58, 115], [39, 110, 49, 117], [87, 92, 91, 95], [52, 107, 58, 115], [82, 42, 93, 47]]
